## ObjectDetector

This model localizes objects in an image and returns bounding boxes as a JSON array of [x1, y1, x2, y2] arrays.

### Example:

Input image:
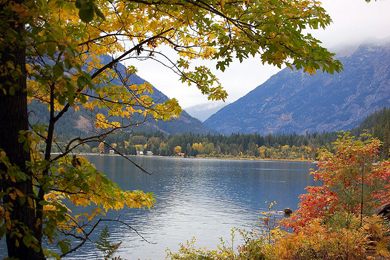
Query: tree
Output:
[[0, 0, 342, 258], [94, 226, 122, 260], [98, 142, 105, 153], [284, 133, 390, 231], [174, 145, 182, 154]]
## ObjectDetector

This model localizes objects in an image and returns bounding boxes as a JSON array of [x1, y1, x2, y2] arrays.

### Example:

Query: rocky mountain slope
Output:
[[204, 43, 390, 135]]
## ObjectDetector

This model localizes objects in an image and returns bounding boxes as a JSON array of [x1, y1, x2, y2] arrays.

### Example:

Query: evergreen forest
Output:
[[60, 106, 390, 161]]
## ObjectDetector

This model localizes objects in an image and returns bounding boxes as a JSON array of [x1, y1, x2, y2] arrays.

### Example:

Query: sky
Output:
[[127, 0, 390, 109]]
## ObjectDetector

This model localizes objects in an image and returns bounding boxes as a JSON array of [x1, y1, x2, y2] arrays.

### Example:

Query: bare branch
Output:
[[61, 216, 156, 258], [104, 142, 152, 175], [100, 217, 156, 244]]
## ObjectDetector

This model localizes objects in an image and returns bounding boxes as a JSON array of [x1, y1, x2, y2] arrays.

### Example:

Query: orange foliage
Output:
[[283, 133, 390, 231], [275, 215, 390, 260]]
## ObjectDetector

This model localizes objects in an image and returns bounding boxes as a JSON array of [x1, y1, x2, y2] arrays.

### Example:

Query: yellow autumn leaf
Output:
[[8, 192, 16, 200], [14, 189, 24, 197], [377, 239, 390, 257]]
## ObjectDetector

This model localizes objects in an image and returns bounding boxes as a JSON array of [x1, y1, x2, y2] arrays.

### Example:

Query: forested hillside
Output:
[[351, 106, 390, 158], [67, 107, 390, 161]]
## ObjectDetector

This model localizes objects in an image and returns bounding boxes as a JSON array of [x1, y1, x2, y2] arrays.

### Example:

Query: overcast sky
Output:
[[127, 0, 390, 109]]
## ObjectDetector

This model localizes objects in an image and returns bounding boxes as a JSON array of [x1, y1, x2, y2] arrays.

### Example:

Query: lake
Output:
[[0, 156, 317, 259]]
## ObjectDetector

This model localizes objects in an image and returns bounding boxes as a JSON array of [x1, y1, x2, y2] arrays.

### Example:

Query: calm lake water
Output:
[[0, 156, 317, 259]]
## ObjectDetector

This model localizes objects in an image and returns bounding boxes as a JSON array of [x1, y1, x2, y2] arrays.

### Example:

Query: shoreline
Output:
[[64, 152, 316, 163]]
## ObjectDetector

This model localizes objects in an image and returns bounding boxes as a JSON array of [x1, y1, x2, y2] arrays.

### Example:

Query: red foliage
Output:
[[283, 133, 390, 231]]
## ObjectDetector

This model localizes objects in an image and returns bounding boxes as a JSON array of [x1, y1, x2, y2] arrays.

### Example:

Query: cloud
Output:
[[312, 0, 390, 48]]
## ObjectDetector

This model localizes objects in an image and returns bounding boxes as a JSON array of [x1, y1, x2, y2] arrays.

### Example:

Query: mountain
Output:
[[204, 43, 390, 135], [29, 56, 213, 135], [184, 101, 229, 122]]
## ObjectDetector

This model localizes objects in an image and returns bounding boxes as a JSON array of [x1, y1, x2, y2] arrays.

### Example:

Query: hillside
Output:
[[204, 43, 390, 135], [29, 56, 213, 136]]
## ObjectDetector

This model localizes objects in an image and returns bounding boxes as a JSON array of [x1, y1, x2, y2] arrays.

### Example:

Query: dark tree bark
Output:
[[0, 2, 45, 259]]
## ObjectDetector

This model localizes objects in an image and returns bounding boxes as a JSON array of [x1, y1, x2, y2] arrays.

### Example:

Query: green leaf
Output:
[[77, 76, 87, 89], [65, 47, 76, 57], [66, 82, 75, 105], [16, 171, 27, 181], [75, 0, 93, 9], [58, 95, 66, 105], [38, 200, 49, 206], [42, 183, 51, 192], [66, 81, 75, 96], [79, 94, 87, 103], [33, 245, 41, 252], [82, 71, 92, 80], [79, 8, 94, 23], [19, 196, 26, 205], [59, 241, 69, 254], [93, 4, 105, 20], [53, 63, 63, 78], [47, 43, 56, 56], [101, 175, 109, 184], [75, 0, 83, 9], [23, 235, 31, 247], [58, 44, 66, 52], [9, 86, 15, 95], [64, 58, 72, 70], [18, 131, 26, 143], [82, 183, 90, 193], [68, 94, 74, 106]]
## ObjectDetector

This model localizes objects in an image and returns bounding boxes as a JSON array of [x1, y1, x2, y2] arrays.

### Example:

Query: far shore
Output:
[[56, 152, 317, 163]]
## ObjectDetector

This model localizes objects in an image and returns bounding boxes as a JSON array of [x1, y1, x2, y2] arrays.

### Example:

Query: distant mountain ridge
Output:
[[184, 101, 229, 122], [204, 43, 390, 135]]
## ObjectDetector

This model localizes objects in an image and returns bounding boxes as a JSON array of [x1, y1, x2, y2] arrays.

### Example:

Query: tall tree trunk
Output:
[[0, 2, 45, 259]]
